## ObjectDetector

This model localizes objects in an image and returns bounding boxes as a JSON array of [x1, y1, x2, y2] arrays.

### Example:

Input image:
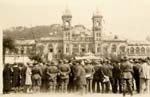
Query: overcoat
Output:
[[3, 66, 12, 91]]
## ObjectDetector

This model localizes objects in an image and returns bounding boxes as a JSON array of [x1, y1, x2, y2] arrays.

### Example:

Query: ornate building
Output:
[[5, 8, 150, 62]]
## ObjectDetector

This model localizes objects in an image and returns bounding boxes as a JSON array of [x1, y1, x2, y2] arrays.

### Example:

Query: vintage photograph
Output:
[[1, 0, 150, 97]]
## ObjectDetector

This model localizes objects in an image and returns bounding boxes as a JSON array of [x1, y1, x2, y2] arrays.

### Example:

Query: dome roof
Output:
[[63, 8, 72, 16], [93, 8, 102, 17]]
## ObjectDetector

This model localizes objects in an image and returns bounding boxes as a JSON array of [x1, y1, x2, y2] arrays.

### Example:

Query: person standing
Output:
[[101, 60, 112, 93], [139, 59, 150, 94], [68, 61, 75, 93], [25, 63, 32, 93], [92, 61, 103, 93], [12, 63, 20, 92], [133, 59, 140, 93], [32, 62, 42, 92], [84, 60, 95, 93], [74, 61, 86, 95], [112, 61, 122, 93], [20, 63, 27, 92], [120, 57, 133, 97], [3, 64, 13, 94], [40, 62, 48, 92], [46, 61, 58, 93], [58, 60, 71, 93]]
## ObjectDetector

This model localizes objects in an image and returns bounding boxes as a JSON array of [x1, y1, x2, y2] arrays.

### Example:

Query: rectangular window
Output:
[[66, 48, 69, 53]]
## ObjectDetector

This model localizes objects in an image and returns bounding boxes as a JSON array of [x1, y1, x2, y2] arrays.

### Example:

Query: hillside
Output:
[[3, 24, 63, 40]]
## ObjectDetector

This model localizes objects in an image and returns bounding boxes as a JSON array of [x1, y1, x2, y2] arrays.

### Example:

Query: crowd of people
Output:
[[3, 57, 150, 97]]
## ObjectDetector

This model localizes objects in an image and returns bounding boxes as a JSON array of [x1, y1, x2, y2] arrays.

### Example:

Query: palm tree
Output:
[[3, 36, 15, 64]]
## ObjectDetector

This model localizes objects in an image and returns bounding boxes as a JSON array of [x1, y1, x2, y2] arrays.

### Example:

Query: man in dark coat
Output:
[[112, 62, 122, 93], [40, 62, 47, 92], [3, 64, 13, 94], [12, 63, 20, 92], [101, 60, 113, 93], [120, 57, 133, 97], [74, 61, 86, 95], [92, 61, 103, 93], [19, 63, 27, 92], [32, 62, 42, 92], [133, 59, 140, 93], [68, 61, 75, 93]]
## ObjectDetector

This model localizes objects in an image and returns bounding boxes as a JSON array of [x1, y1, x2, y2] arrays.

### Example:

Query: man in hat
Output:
[[58, 59, 71, 93], [32, 62, 42, 92], [132, 59, 140, 93], [92, 60, 103, 93], [120, 57, 133, 97], [74, 60, 86, 95], [3, 63, 13, 94], [139, 59, 150, 94], [12, 63, 20, 92], [46, 61, 58, 93], [112, 61, 122, 93], [101, 59, 112, 93], [84, 60, 95, 93]]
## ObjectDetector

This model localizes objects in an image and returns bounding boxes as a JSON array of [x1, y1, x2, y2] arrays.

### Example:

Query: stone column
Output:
[[86, 44, 88, 53], [69, 44, 73, 55], [0, 29, 3, 94], [18, 46, 21, 55], [79, 44, 81, 55], [63, 43, 66, 55], [95, 43, 97, 54], [53, 43, 57, 54], [24, 46, 27, 55]]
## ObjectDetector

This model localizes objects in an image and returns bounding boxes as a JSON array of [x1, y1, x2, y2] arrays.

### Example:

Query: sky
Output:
[[0, 0, 150, 40]]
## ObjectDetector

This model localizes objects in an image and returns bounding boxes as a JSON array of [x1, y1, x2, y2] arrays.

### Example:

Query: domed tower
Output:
[[62, 8, 72, 55], [92, 8, 103, 55]]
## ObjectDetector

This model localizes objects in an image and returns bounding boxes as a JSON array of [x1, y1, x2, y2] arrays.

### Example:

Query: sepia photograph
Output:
[[1, 0, 150, 97]]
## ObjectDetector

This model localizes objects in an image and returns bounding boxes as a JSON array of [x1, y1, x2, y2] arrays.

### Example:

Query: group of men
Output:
[[3, 57, 150, 96]]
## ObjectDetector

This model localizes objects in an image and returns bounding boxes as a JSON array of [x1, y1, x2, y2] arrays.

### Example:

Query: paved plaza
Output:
[[0, 93, 149, 97]]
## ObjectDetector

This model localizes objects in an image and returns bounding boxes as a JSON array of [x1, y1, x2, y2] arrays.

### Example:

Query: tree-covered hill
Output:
[[3, 24, 63, 40]]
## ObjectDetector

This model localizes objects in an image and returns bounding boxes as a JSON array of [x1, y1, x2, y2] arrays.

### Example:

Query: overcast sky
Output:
[[0, 0, 150, 40]]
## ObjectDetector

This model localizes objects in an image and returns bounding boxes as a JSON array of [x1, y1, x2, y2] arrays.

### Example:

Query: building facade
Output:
[[5, 9, 150, 62]]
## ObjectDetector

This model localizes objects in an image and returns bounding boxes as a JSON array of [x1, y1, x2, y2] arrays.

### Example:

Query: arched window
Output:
[[81, 44, 86, 53], [48, 44, 53, 53], [147, 47, 150, 53], [97, 44, 101, 53], [15, 48, 19, 54], [73, 44, 78, 53], [111, 44, 117, 53], [37, 45, 44, 54], [141, 47, 145, 54], [21, 46, 24, 54], [119, 46, 126, 53], [135, 47, 140, 54], [66, 44, 69, 53], [130, 47, 134, 54]]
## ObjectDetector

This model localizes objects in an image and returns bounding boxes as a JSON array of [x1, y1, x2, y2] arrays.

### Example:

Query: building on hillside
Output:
[[5, 8, 150, 62]]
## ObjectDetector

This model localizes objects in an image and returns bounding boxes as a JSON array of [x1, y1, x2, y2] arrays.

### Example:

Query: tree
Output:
[[3, 36, 15, 64]]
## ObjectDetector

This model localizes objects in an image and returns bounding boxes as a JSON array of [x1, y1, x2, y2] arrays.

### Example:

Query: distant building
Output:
[[5, 8, 150, 63]]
